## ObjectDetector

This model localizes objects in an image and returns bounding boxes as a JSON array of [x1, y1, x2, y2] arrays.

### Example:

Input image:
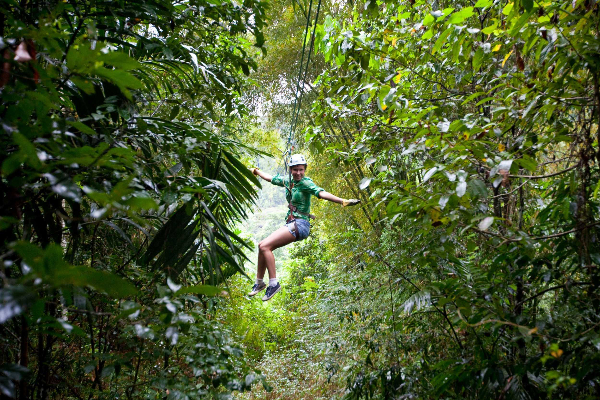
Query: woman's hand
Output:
[[342, 199, 360, 207], [249, 168, 273, 182]]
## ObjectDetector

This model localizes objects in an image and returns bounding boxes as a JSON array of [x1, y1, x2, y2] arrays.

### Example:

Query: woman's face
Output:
[[290, 165, 306, 181]]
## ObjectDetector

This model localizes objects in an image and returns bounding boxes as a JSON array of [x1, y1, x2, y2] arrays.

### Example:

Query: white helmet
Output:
[[289, 154, 307, 167]]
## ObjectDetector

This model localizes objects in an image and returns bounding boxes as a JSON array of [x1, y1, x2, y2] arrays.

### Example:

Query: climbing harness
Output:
[[285, 180, 316, 242], [285, 181, 316, 220], [287, 204, 316, 220], [282, 0, 322, 234]]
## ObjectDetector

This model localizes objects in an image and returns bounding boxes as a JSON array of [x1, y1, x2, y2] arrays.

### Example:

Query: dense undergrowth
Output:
[[220, 234, 346, 400]]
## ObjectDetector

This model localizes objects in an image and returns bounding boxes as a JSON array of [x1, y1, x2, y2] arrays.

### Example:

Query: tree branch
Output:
[[516, 282, 592, 307], [509, 164, 578, 179]]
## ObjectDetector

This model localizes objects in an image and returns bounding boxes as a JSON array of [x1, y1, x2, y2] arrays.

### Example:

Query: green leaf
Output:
[[142, 202, 195, 264], [456, 181, 467, 197], [448, 7, 474, 25], [54, 266, 138, 297], [515, 156, 538, 172], [475, 97, 495, 106], [98, 51, 141, 70], [473, 47, 484, 70], [2, 154, 25, 176], [241, 62, 250, 76], [0, 217, 18, 231], [199, 201, 241, 258], [169, 105, 180, 120], [44, 171, 81, 202], [0, 363, 29, 397], [13, 243, 137, 297], [451, 37, 463, 62], [423, 14, 435, 26], [84, 362, 97, 374], [0, 286, 37, 323], [66, 120, 97, 136], [175, 285, 223, 297], [59, 144, 108, 167], [122, 195, 158, 211], [70, 76, 96, 94], [523, 95, 541, 118], [468, 179, 488, 197], [502, 2, 514, 15], [103, 221, 133, 246], [438, 7, 455, 20], [12, 132, 42, 170], [461, 91, 486, 105], [365, 0, 378, 17], [378, 85, 391, 106], [116, 305, 142, 320], [222, 150, 261, 188], [359, 177, 372, 190], [66, 43, 97, 73], [474, 0, 493, 7], [481, 22, 498, 35], [478, 217, 494, 230], [95, 67, 143, 99], [153, 218, 200, 272], [423, 167, 438, 183], [509, 10, 535, 36], [402, 291, 431, 314], [433, 27, 453, 54]]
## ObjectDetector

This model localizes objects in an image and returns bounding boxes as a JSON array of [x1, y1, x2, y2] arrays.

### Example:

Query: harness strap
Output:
[[293, 219, 299, 242], [288, 204, 316, 220], [286, 181, 316, 221]]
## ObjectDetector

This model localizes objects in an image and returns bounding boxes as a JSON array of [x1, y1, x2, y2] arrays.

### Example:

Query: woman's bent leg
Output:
[[257, 226, 295, 280], [256, 251, 267, 280]]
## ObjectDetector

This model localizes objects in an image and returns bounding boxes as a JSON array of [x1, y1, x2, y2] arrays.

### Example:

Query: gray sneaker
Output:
[[248, 282, 267, 296], [262, 283, 281, 301]]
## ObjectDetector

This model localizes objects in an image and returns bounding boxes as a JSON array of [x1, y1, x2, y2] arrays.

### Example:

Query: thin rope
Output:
[[285, 0, 314, 174], [284, 0, 323, 200], [289, 0, 322, 146]]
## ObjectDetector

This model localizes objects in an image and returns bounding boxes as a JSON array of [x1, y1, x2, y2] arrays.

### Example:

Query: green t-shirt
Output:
[[271, 174, 324, 221]]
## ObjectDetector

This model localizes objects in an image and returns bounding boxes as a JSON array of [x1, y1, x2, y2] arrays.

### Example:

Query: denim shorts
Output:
[[285, 219, 311, 241]]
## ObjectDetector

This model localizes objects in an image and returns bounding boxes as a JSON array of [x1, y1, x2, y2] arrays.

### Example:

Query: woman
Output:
[[249, 154, 359, 301]]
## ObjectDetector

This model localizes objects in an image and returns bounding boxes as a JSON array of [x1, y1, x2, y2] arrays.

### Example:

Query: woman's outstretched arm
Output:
[[319, 191, 360, 207], [319, 191, 343, 204]]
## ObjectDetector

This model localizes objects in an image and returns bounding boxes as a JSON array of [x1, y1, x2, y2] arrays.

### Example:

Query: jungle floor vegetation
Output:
[[2, 0, 600, 399]]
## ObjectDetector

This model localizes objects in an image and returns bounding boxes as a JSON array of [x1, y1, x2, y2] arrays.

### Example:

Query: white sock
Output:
[[269, 278, 278, 287], [256, 278, 264, 285]]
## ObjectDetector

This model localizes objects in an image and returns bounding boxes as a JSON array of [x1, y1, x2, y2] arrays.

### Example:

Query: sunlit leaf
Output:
[[423, 167, 438, 183], [433, 27, 453, 54], [402, 291, 431, 314], [478, 217, 494, 231], [456, 181, 467, 197], [0, 286, 36, 324], [474, 0, 493, 7], [359, 177, 372, 190]]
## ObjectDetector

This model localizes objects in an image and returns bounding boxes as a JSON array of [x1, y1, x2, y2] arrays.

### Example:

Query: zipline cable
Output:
[[284, 0, 323, 197], [285, 0, 314, 167], [289, 0, 322, 144]]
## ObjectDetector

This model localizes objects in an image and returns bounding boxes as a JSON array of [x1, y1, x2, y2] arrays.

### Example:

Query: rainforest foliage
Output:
[[1, 0, 600, 399], [299, 0, 600, 398], [0, 0, 269, 398]]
